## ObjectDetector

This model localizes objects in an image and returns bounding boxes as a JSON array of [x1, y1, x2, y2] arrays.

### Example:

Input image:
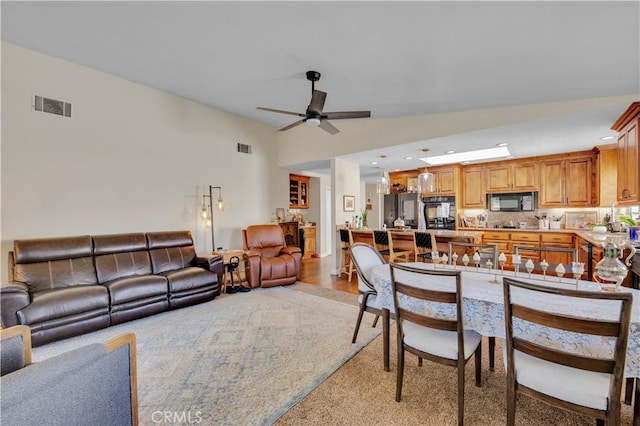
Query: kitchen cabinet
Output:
[[389, 170, 417, 193], [612, 102, 640, 204], [428, 166, 458, 195], [540, 233, 574, 266], [486, 160, 538, 192], [461, 167, 486, 208], [482, 231, 510, 254], [289, 174, 310, 209], [510, 232, 541, 263], [302, 226, 316, 259], [539, 154, 594, 207]]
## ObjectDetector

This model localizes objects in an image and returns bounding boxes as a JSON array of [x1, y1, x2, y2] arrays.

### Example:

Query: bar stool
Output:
[[413, 231, 439, 263], [339, 228, 354, 282]]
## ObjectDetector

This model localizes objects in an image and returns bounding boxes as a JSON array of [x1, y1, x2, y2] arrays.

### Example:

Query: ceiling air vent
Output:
[[237, 143, 252, 154], [33, 95, 72, 118]]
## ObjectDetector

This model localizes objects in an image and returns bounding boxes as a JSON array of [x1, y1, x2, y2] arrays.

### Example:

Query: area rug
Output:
[[32, 286, 380, 425]]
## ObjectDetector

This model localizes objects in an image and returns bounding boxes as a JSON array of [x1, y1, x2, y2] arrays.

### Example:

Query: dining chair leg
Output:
[[506, 381, 516, 426], [395, 341, 405, 402], [383, 308, 390, 372], [596, 419, 604, 426], [633, 379, 639, 426], [371, 315, 380, 328], [458, 364, 465, 426], [418, 357, 422, 367], [474, 345, 482, 387], [488, 336, 495, 372], [351, 303, 366, 344], [347, 259, 354, 282]]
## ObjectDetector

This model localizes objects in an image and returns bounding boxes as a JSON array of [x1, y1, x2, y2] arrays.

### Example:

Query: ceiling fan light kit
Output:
[[257, 70, 370, 135]]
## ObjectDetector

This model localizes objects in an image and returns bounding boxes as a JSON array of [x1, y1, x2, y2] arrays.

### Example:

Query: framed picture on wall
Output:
[[343, 195, 355, 212]]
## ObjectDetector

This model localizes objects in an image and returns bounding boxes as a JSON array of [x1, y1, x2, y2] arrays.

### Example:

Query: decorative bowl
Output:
[[592, 225, 607, 234]]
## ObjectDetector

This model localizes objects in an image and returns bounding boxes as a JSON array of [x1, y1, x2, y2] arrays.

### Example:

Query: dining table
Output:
[[369, 261, 640, 416]]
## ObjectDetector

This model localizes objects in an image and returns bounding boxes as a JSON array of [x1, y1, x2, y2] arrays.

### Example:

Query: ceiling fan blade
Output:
[[323, 110, 371, 120], [257, 107, 304, 117], [307, 90, 327, 114], [318, 119, 340, 135], [279, 119, 305, 132]]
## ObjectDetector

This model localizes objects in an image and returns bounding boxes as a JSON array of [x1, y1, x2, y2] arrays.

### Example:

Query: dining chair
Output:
[[349, 243, 386, 344], [447, 241, 498, 268], [447, 241, 498, 371], [387, 231, 412, 262], [339, 228, 354, 282], [502, 277, 633, 426], [373, 230, 391, 260], [413, 231, 439, 263], [512, 245, 579, 276], [390, 263, 482, 426]]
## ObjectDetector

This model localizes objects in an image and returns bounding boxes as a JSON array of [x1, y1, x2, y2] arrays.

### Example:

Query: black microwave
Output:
[[488, 192, 536, 212]]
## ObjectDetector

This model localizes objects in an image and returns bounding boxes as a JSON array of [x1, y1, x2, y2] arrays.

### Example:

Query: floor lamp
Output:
[[201, 185, 224, 253]]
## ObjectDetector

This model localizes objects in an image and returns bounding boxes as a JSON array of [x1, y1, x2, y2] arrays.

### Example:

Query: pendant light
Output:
[[376, 155, 390, 195], [417, 148, 435, 194]]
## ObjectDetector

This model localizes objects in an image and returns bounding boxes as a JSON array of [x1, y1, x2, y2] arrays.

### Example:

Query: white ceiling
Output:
[[2, 1, 639, 179]]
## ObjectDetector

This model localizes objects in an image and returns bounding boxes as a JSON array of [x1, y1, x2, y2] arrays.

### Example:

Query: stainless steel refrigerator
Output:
[[383, 193, 423, 229]]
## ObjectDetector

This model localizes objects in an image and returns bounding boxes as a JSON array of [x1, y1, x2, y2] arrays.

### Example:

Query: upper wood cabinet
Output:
[[289, 174, 310, 209], [486, 161, 538, 193], [612, 102, 640, 204], [539, 154, 594, 207], [423, 166, 458, 195], [461, 167, 486, 208]]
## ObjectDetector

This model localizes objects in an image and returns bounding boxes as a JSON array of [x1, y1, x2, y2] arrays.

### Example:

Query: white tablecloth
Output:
[[370, 262, 640, 378]]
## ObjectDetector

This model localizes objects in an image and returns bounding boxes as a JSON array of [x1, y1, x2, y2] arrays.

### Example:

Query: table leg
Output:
[[625, 377, 634, 405], [488, 336, 495, 372], [383, 308, 390, 372], [634, 378, 639, 426]]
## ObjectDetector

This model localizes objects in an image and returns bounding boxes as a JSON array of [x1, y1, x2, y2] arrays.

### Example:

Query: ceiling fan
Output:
[[257, 71, 371, 135]]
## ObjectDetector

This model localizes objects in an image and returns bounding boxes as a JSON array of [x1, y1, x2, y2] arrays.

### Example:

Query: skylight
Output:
[[421, 146, 511, 166]]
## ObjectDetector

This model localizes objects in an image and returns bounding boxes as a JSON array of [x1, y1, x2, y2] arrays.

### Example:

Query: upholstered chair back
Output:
[[147, 231, 197, 274], [93, 233, 152, 283], [242, 225, 286, 258], [11, 236, 97, 292]]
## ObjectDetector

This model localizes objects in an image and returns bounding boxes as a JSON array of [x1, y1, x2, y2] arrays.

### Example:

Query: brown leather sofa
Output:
[[242, 224, 302, 288], [0, 231, 223, 346]]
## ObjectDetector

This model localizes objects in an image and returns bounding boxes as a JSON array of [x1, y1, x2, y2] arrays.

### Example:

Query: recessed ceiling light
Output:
[[404, 156, 412, 160], [371, 161, 378, 165], [496, 142, 509, 147], [422, 146, 512, 166], [445, 150, 455, 154], [600, 136, 615, 141]]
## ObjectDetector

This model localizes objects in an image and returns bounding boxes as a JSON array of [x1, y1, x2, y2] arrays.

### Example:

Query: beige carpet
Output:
[[278, 293, 636, 426]]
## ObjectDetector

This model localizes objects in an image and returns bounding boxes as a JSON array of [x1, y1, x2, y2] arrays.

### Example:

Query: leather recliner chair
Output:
[[242, 225, 302, 288]]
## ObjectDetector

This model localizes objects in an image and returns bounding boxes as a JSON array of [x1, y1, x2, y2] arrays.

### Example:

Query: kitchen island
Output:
[[346, 228, 484, 257]]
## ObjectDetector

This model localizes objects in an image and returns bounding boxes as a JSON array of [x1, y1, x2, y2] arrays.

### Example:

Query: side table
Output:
[[213, 249, 248, 293]]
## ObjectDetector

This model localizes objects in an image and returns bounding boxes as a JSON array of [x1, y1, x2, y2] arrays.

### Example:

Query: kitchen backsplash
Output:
[[462, 206, 640, 229]]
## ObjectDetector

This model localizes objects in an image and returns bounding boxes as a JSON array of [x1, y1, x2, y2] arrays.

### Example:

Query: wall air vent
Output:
[[33, 95, 72, 118], [237, 143, 252, 154]]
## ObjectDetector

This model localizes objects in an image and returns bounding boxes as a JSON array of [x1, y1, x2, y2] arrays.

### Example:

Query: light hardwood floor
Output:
[[300, 255, 359, 295]]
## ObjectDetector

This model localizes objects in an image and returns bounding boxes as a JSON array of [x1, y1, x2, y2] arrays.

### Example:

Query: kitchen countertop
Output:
[[460, 226, 634, 247]]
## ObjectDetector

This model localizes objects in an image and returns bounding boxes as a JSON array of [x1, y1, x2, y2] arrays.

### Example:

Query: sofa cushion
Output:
[[149, 247, 197, 274], [244, 225, 286, 259], [95, 252, 153, 283], [103, 275, 168, 305], [17, 286, 109, 325], [92, 233, 147, 255], [14, 257, 98, 293], [163, 267, 217, 293]]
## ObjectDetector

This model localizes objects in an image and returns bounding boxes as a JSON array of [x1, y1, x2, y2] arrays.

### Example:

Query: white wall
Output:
[[1, 42, 280, 274], [330, 158, 360, 274]]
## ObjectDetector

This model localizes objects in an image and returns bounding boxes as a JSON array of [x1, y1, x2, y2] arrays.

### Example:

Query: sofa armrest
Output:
[[281, 246, 302, 256], [0, 325, 32, 376], [243, 250, 262, 288], [1, 282, 30, 328], [1, 332, 138, 426], [193, 255, 224, 291]]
